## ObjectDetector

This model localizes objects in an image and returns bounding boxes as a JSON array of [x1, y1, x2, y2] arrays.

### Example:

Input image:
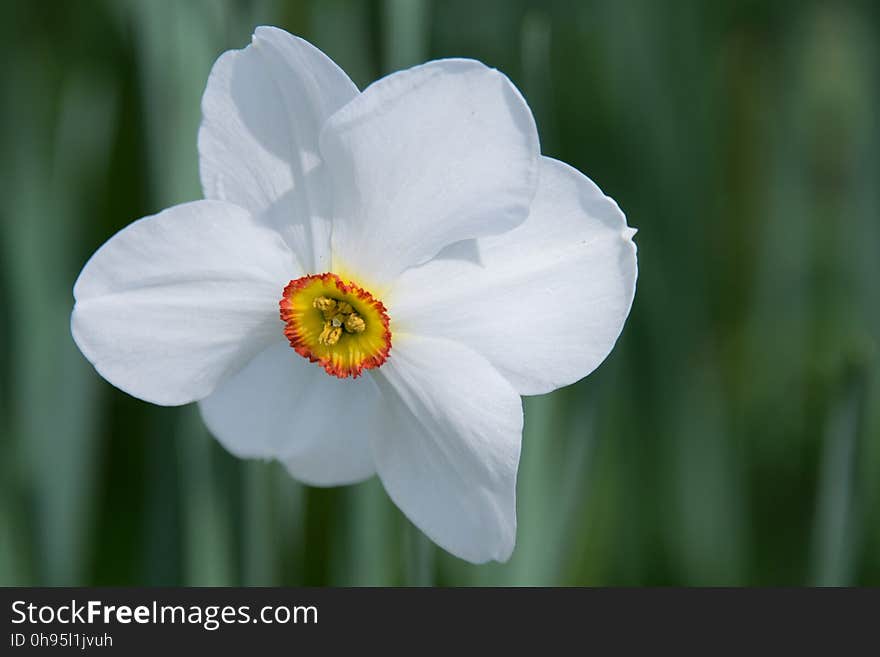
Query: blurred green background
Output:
[[1, 0, 878, 586]]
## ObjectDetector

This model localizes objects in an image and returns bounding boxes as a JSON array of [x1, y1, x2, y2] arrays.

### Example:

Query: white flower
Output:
[[71, 27, 637, 564]]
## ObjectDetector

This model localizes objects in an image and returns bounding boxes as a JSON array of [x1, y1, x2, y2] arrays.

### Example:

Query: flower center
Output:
[[279, 273, 391, 378]]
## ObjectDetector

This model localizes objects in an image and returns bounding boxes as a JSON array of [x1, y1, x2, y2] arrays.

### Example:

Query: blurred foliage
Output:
[[1, 0, 878, 586]]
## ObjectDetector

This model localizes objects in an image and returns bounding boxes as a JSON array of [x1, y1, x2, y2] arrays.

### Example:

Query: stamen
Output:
[[313, 296, 338, 319], [313, 295, 367, 339], [318, 323, 343, 345], [344, 314, 366, 333]]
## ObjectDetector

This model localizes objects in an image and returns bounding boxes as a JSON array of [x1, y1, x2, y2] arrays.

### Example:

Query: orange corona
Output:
[[280, 273, 391, 378]]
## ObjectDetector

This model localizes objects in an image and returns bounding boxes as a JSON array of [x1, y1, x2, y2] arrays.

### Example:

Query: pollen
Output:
[[280, 273, 391, 378]]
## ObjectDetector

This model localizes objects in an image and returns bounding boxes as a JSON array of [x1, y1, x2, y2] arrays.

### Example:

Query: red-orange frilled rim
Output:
[[279, 273, 391, 378]]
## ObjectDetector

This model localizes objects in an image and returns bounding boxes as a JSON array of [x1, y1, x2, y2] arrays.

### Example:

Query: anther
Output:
[[318, 322, 343, 346], [344, 314, 366, 333], [313, 296, 338, 320]]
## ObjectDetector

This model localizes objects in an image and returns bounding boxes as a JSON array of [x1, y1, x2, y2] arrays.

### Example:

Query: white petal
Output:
[[390, 157, 638, 395], [320, 59, 539, 290], [72, 200, 297, 406], [199, 341, 377, 486], [198, 27, 358, 272], [372, 335, 522, 563]]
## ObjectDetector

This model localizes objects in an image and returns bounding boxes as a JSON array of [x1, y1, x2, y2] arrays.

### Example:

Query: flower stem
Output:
[[404, 521, 434, 587]]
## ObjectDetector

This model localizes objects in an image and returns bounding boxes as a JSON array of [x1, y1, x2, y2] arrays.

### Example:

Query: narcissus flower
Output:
[[71, 27, 637, 563]]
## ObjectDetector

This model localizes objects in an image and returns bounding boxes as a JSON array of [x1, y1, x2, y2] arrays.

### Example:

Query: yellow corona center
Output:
[[279, 273, 391, 378]]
